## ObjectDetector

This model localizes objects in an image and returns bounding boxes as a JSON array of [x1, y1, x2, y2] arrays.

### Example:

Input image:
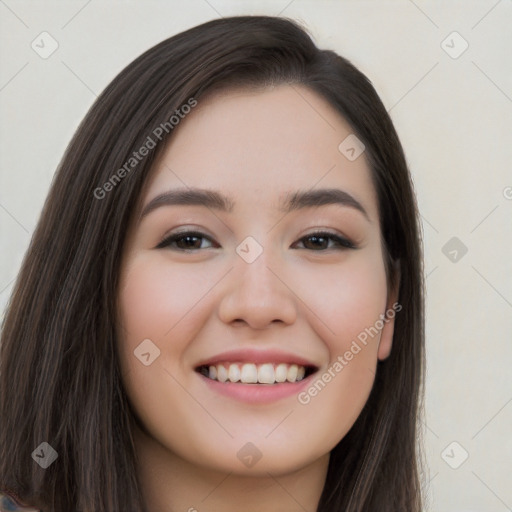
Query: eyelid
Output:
[[157, 223, 215, 241]]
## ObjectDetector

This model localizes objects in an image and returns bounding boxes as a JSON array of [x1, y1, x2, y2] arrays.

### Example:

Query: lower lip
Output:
[[197, 372, 315, 404]]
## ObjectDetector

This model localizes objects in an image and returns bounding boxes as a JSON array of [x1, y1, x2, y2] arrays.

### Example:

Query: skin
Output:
[[117, 84, 399, 512]]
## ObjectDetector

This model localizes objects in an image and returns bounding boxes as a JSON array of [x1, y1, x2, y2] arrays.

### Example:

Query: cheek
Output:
[[116, 253, 219, 401], [116, 254, 223, 463], [118, 254, 217, 343], [287, 250, 388, 443], [292, 247, 388, 356]]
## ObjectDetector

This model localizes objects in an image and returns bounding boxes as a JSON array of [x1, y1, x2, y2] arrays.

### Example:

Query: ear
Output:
[[377, 261, 401, 361]]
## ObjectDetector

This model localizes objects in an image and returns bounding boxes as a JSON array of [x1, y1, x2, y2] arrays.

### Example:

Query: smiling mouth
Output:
[[195, 362, 317, 385]]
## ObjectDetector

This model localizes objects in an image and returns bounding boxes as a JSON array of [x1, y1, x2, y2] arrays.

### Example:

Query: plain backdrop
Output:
[[1, 1, 511, 511]]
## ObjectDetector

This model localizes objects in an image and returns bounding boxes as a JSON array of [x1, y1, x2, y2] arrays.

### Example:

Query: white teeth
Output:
[[258, 363, 275, 384], [228, 363, 241, 382], [217, 365, 228, 383], [240, 363, 258, 383], [202, 362, 310, 384], [287, 364, 298, 383], [275, 363, 288, 383]]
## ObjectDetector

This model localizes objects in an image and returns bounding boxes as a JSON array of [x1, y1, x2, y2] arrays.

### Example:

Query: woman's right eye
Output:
[[156, 231, 218, 251]]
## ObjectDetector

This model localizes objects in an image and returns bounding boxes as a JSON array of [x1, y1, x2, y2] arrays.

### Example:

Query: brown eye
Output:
[[156, 231, 217, 251], [294, 232, 356, 251]]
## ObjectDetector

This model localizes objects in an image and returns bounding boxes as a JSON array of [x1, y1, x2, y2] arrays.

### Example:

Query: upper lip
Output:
[[194, 348, 319, 369]]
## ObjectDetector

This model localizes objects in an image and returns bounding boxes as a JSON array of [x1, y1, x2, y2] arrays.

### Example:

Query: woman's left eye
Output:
[[293, 232, 356, 251], [156, 230, 356, 252]]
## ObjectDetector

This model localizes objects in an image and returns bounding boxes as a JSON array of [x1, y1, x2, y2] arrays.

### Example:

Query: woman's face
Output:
[[117, 84, 398, 476]]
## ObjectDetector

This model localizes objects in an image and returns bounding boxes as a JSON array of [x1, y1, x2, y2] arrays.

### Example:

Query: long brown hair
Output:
[[0, 15, 425, 511]]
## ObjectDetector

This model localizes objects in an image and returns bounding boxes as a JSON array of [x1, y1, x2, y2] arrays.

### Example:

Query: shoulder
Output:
[[0, 491, 40, 512]]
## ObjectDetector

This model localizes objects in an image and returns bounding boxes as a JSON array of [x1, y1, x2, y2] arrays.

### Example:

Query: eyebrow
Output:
[[140, 187, 370, 221]]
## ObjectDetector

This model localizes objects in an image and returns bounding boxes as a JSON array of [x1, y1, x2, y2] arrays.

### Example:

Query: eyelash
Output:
[[156, 230, 357, 251]]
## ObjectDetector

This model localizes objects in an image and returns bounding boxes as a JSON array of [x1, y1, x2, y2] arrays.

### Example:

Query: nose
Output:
[[217, 246, 297, 330]]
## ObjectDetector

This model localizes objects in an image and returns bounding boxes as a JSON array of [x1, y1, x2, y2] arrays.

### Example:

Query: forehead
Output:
[[143, 84, 378, 220]]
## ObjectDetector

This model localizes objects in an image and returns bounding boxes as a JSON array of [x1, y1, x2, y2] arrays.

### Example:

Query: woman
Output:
[[0, 15, 425, 512]]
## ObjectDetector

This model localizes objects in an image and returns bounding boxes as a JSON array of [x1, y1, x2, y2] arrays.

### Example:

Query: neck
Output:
[[134, 424, 329, 512]]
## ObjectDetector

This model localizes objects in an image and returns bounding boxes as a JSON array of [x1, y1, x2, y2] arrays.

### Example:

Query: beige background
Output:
[[1, 1, 511, 510]]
